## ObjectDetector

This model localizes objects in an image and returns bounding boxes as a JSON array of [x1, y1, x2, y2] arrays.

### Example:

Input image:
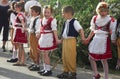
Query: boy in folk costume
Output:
[[86, 2, 116, 79], [116, 17, 120, 69], [28, 5, 41, 71], [57, 6, 85, 79], [13, 2, 27, 66], [37, 5, 60, 76]]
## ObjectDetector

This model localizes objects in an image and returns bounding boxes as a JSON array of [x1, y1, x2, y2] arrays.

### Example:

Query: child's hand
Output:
[[56, 39, 62, 44], [36, 33, 40, 38], [83, 38, 90, 45], [111, 40, 116, 44]]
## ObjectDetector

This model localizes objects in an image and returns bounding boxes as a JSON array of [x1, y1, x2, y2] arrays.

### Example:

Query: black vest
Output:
[[61, 18, 79, 38]]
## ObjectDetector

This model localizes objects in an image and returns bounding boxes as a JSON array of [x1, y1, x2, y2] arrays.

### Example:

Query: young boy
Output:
[[57, 6, 85, 79], [116, 17, 120, 69], [28, 5, 41, 71]]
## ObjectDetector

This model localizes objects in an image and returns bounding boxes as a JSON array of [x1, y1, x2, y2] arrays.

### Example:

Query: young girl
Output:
[[37, 5, 59, 76], [13, 2, 27, 66], [86, 2, 116, 79], [7, 1, 18, 63]]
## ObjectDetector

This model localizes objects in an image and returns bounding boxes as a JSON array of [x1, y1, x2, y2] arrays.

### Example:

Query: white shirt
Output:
[[90, 15, 117, 40], [10, 13, 16, 26], [62, 19, 83, 38], [29, 16, 41, 33], [25, 0, 41, 13]]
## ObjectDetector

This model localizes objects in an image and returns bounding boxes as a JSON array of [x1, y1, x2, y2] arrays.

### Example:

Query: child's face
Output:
[[99, 10, 108, 17], [31, 10, 38, 17], [62, 12, 69, 19], [15, 6, 21, 13], [43, 8, 52, 19]]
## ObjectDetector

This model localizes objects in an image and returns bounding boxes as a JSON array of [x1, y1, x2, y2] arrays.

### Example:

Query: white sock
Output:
[[12, 48, 17, 59], [43, 63, 46, 71], [45, 64, 51, 71]]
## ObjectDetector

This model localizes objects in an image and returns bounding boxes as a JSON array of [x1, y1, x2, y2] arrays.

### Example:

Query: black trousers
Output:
[[0, 22, 9, 41]]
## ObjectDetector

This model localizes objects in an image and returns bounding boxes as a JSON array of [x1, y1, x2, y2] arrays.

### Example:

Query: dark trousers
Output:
[[0, 22, 9, 41]]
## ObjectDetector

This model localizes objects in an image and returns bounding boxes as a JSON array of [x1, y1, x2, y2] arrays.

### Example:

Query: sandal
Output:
[[13, 62, 21, 66], [93, 74, 101, 79]]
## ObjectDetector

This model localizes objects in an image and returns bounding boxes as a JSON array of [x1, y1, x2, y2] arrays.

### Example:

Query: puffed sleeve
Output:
[[90, 16, 96, 31], [110, 18, 117, 41], [35, 19, 41, 34], [73, 20, 83, 32], [51, 19, 57, 31]]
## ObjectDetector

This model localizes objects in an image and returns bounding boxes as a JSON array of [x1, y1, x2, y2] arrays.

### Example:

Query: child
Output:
[[86, 2, 116, 79], [57, 6, 85, 79], [13, 2, 27, 66], [37, 5, 60, 76], [116, 17, 120, 69], [28, 5, 41, 71], [7, 1, 18, 63]]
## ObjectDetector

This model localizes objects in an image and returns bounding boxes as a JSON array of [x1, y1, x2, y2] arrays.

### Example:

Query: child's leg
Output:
[[101, 59, 109, 79], [17, 43, 22, 63], [20, 44, 25, 64], [44, 51, 50, 71], [89, 57, 99, 76]]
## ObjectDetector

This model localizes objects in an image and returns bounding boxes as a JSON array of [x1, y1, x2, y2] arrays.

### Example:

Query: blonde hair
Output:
[[96, 2, 109, 14], [43, 5, 53, 13]]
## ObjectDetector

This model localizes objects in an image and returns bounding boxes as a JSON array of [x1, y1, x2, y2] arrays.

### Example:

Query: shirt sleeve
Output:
[[10, 13, 16, 26], [73, 20, 83, 32], [35, 19, 41, 34], [110, 19, 117, 40], [90, 16, 96, 31], [51, 19, 57, 31]]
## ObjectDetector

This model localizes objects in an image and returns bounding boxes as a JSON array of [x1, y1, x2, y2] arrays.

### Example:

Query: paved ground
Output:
[[0, 38, 120, 79]]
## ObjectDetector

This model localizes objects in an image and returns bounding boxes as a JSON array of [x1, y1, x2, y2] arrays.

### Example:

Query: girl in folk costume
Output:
[[7, 1, 18, 63], [28, 5, 41, 71], [13, 2, 27, 66], [37, 5, 60, 76], [86, 2, 116, 79]]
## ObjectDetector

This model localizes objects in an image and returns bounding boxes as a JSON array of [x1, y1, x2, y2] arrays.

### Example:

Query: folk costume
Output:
[[38, 17, 57, 51], [61, 18, 82, 73], [28, 16, 40, 63], [13, 12, 27, 43], [89, 15, 116, 60]]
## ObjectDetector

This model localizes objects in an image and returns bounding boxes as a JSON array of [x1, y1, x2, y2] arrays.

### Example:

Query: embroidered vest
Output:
[[15, 13, 25, 27], [41, 18, 53, 32], [93, 15, 115, 32], [61, 18, 79, 37]]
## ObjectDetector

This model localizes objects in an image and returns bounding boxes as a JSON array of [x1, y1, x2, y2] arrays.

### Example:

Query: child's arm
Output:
[[53, 30, 61, 44], [79, 29, 85, 41], [86, 31, 94, 43]]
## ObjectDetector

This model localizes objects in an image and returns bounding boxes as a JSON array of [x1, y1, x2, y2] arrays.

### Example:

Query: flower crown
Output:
[[99, 4, 108, 9]]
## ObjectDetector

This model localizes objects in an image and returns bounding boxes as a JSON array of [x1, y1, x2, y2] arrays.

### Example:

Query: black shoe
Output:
[[29, 65, 40, 71], [7, 58, 18, 63], [38, 70, 45, 74], [2, 46, 6, 52], [9, 50, 13, 53], [41, 70, 52, 76], [57, 72, 69, 78], [68, 73, 76, 79], [28, 64, 35, 69]]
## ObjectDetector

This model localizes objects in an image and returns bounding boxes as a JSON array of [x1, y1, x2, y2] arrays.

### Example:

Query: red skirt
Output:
[[13, 28, 27, 43], [89, 38, 112, 60]]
